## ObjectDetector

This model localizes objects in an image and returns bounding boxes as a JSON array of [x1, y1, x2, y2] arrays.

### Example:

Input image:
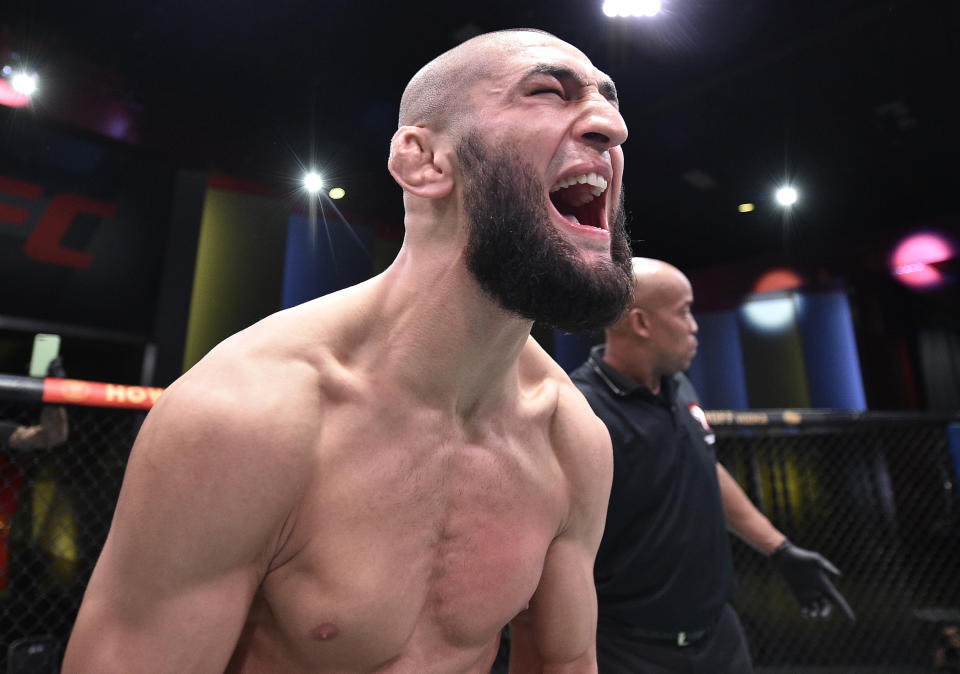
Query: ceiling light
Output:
[[775, 186, 798, 206], [602, 0, 661, 18], [11, 72, 38, 96], [303, 172, 323, 193]]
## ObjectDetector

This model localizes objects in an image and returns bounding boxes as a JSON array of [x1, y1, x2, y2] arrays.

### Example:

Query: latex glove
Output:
[[770, 540, 855, 621]]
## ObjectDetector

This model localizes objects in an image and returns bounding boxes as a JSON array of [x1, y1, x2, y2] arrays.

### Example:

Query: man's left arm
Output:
[[509, 392, 613, 673], [717, 463, 854, 621]]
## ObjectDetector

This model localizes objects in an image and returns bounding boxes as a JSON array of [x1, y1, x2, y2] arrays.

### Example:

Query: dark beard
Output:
[[458, 132, 633, 332]]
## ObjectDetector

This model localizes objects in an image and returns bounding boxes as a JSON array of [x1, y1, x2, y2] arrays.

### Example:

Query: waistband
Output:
[[598, 610, 722, 648]]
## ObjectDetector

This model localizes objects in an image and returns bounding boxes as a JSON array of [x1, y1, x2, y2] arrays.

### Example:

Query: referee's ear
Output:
[[630, 307, 652, 340]]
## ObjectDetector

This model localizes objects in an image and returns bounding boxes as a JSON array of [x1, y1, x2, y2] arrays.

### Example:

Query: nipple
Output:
[[311, 622, 340, 641]]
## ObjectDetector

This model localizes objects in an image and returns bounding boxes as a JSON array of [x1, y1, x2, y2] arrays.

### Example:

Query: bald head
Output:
[[397, 28, 559, 133], [607, 257, 690, 335], [603, 257, 698, 387]]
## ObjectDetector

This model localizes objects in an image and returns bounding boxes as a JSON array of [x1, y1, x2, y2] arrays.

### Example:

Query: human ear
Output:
[[631, 308, 652, 339], [387, 126, 454, 199]]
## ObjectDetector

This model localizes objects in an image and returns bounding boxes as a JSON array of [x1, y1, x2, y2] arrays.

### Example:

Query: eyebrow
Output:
[[523, 64, 619, 105]]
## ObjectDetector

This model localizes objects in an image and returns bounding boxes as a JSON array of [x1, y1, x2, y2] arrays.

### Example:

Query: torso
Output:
[[222, 293, 572, 673], [571, 362, 734, 632]]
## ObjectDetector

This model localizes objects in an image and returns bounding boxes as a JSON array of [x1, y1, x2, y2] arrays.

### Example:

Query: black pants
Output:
[[596, 604, 754, 674]]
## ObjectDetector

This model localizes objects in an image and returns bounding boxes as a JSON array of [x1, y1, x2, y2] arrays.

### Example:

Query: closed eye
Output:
[[532, 88, 565, 98]]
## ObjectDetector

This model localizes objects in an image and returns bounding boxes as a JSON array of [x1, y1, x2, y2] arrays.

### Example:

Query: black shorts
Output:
[[596, 604, 754, 674]]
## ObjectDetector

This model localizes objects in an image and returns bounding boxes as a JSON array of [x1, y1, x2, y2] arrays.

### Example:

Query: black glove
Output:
[[770, 539, 855, 621]]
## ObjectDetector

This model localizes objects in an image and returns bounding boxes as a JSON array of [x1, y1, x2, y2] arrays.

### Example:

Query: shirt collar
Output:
[[587, 345, 675, 403]]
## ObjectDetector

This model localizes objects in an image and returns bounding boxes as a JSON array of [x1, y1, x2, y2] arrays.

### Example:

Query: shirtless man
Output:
[[63, 28, 633, 673]]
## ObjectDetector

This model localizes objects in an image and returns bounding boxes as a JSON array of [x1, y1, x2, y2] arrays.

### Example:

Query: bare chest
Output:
[[236, 408, 567, 672]]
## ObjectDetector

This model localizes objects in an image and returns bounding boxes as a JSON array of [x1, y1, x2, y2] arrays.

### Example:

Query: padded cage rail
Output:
[[0, 374, 163, 410]]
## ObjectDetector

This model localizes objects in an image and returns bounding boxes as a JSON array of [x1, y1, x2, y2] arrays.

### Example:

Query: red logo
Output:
[[687, 403, 716, 445]]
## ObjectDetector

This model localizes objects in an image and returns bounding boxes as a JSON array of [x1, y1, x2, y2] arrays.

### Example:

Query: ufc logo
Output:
[[0, 175, 116, 269]]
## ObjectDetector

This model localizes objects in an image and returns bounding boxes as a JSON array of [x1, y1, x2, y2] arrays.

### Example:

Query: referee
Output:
[[571, 258, 854, 673]]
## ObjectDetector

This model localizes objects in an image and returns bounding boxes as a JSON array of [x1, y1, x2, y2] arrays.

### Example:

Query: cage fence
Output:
[[715, 412, 960, 672], [0, 398, 141, 673], [0, 391, 958, 672]]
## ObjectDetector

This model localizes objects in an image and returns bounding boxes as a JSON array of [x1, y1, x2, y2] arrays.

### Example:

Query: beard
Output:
[[457, 132, 633, 333]]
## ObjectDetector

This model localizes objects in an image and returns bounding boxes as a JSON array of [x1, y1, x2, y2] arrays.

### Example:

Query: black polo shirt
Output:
[[570, 346, 735, 633]]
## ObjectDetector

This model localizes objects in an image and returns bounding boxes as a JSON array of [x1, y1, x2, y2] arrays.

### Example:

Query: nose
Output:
[[690, 315, 699, 335], [575, 92, 628, 152]]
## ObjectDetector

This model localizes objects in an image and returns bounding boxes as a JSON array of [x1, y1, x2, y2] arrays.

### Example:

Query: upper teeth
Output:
[[549, 172, 608, 197]]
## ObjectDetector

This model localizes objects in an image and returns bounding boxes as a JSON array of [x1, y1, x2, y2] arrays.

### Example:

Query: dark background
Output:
[[1, 0, 958, 403], [5, 0, 957, 263]]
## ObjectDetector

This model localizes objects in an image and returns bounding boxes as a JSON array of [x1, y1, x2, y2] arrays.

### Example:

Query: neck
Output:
[[365, 235, 534, 420], [601, 342, 662, 394]]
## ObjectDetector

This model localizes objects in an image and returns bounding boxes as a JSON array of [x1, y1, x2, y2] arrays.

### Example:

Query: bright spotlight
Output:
[[602, 0, 661, 18], [637, 0, 661, 15], [328, 187, 345, 200], [303, 172, 323, 193], [741, 296, 800, 333], [11, 72, 37, 97], [775, 186, 798, 207]]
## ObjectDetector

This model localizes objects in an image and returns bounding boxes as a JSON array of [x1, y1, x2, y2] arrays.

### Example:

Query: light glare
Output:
[[303, 172, 323, 193], [753, 268, 803, 293], [11, 72, 37, 96], [329, 187, 345, 200], [890, 232, 954, 289], [738, 203, 755, 213], [775, 186, 798, 206], [742, 296, 799, 333], [602, 0, 661, 18]]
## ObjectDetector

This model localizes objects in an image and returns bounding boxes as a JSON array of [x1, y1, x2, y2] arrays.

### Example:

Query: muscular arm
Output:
[[63, 366, 313, 673], [716, 463, 785, 555], [509, 387, 613, 673]]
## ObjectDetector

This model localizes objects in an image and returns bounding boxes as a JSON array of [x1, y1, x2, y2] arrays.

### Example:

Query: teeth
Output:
[[549, 172, 609, 195]]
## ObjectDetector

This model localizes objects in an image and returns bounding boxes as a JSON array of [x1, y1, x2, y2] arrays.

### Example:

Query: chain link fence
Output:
[[0, 399, 141, 673], [1, 393, 958, 672], [715, 412, 960, 673]]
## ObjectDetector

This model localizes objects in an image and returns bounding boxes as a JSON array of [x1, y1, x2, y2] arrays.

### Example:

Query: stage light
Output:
[[602, 0, 661, 18], [328, 187, 345, 200], [754, 268, 803, 293], [775, 186, 798, 206], [741, 295, 800, 333], [11, 71, 37, 97], [303, 172, 323, 193], [738, 203, 755, 213], [890, 231, 954, 289]]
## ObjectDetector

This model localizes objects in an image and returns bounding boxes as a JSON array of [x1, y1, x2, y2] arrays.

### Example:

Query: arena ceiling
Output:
[[3, 0, 958, 273]]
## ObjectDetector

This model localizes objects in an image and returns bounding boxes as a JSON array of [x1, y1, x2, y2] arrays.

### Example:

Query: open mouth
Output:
[[548, 172, 609, 231]]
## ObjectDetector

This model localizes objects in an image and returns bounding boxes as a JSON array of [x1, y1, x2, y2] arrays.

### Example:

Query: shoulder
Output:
[[519, 339, 612, 509], [672, 371, 697, 400], [161, 312, 318, 430], [518, 337, 608, 443], [133, 305, 344, 503], [172, 289, 371, 423]]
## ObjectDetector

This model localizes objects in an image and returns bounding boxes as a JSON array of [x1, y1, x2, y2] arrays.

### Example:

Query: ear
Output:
[[388, 126, 455, 200], [631, 308, 652, 339]]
